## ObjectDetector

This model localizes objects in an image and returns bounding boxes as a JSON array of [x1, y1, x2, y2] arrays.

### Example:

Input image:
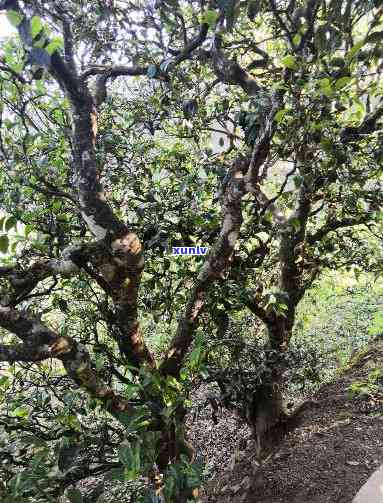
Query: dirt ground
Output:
[[188, 336, 383, 503]]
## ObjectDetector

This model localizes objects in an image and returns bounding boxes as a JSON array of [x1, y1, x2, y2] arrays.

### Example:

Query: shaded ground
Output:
[[188, 336, 383, 503]]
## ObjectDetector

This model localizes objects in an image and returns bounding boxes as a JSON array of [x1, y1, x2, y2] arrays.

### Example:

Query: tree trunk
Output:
[[156, 405, 197, 503], [247, 320, 293, 457]]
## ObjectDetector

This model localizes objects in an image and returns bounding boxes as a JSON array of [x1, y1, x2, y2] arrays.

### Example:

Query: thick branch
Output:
[[80, 64, 148, 80], [80, 21, 209, 106], [0, 239, 155, 368], [1, 2, 156, 368], [171, 23, 209, 66], [60, 12, 78, 77], [159, 155, 249, 376], [0, 342, 52, 362], [1, 1, 127, 240], [307, 215, 372, 244], [279, 181, 312, 301], [0, 306, 135, 416], [0, 253, 80, 306], [245, 299, 269, 324], [160, 96, 281, 376], [210, 35, 261, 96], [341, 99, 383, 141]]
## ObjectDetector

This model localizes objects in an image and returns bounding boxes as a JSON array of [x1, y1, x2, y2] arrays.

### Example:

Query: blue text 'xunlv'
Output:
[[172, 246, 208, 256]]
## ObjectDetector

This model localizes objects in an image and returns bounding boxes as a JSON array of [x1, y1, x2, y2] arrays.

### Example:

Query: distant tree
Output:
[[0, 0, 382, 501]]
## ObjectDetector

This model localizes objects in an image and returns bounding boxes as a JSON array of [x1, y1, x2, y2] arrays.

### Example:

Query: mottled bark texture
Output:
[[211, 35, 260, 96], [0, 2, 215, 486], [0, 0, 330, 478], [0, 0, 156, 433], [0, 3, 287, 475], [246, 167, 314, 456], [0, 306, 134, 416]]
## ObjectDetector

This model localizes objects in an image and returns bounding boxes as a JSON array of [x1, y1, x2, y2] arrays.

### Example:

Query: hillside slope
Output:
[[193, 336, 383, 503]]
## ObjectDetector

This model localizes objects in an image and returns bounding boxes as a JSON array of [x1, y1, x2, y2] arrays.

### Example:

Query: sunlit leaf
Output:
[[6, 10, 23, 27], [201, 9, 219, 27], [12, 406, 29, 418], [31, 16, 43, 39], [335, 76, 352, 90], [281, 55, 298, 70], [46, 37, 64, 55]]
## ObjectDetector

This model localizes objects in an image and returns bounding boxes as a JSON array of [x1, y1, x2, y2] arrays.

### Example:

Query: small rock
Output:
[[253, 471, 266, 489], [241, 476, 251, 489], [232, 483, 242, 493]]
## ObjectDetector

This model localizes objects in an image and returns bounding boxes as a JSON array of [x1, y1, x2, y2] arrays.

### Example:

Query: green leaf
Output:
[[58, 440, 80, 472], [321, 87, 333, 97], [119, 441, 141, 479], [367, 31, 383, 43], [119, 444, 134, 466], [107, 468, 125, 481], [289, 217, 301, 232], [189, 335, 204, 369], [346, 40, 365, 60], [368, 312, 383, 336], [31, 16, 43, 39], [319, 78, 333, 97], [147, 65, 158, 78], [12, 406, 29, 418], [314, 24, 342, 52], [67, 488, 83, 503], [166, 375, 182, 391], [281, 55, 297, 70], [275, 109, 287, 123], [6, 10, 24, 27], [24, 224, 33, 238], [45, 37, 64, 55], [351, 97, 366, 120], [293, 175, 304, 188], [319, 78, 331, 88], [179, 367, 189, 380], [4, 216, 17, 231], [0, 376, 10, 388], [293, 33, 302, 46], [201, 9, 218, 27], [335, 76, 352, 90], [0, 234, 9, 253]]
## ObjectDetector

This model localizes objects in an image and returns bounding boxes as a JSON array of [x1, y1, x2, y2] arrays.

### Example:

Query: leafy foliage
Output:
[[0, 0, 382, 501]]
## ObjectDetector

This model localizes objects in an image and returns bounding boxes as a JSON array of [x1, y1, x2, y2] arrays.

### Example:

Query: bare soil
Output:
[[188, 336, 383, 503]]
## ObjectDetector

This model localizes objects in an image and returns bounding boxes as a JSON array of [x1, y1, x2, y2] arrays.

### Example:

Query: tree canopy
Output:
[[0, 0, 382, 502]]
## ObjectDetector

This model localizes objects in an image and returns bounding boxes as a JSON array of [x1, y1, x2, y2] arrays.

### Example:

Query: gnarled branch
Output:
[[0, 305, 135, 417]]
